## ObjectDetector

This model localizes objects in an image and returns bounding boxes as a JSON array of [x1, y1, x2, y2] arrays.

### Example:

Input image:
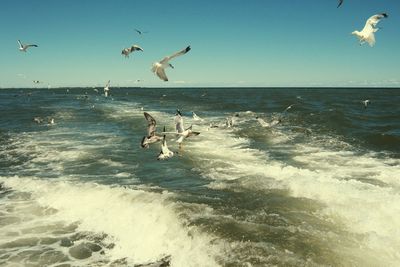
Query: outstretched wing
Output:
[[160, 46, 191, 64], [132, 45, 144, 52], [156, 67, 168, 81], [26, 44, 38, 48], [17, 40, 23, 49], [337, 0, 343, 8], [144, 112, 157, 136], [175, 114, 184, 133], [366, 13, 388, 28]]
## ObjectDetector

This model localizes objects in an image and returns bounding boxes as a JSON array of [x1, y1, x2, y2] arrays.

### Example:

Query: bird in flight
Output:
[[17, 40, 38, 52], [362, 100, 371, 109], [104, 80, 110, 97], [352, 13, 388, 47], [121, 45, 143, 58], [152, 46, 191, 81], [141, 112, 163, 148], [337, 0, 343, 8], [135, 29, 148, 35], [157, 126, 174, 160]]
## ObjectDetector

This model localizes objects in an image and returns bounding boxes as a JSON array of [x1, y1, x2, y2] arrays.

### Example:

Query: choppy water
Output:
[[0, 88, 399, 267]]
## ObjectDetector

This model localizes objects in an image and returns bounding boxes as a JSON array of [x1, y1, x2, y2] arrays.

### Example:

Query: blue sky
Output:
[[0, 0, 399, 88]]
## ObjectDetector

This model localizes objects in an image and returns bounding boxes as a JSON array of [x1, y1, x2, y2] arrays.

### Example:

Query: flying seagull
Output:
[[141, 112, 163, 148], [362, 99, 371, 109], [104, 80, 110, 97], [33, 80, 40, 84], [135, 29, 148, 35], [152, 46, 191, 82], [121, 45, 143, 58], [256, 116, 281, 128], [352, 13, 388, 47], [192, 111, 204, 122], [337, 0, 343, 8], [157, 126, 174, 160], [283, 104, 296, 113], [175, 110, 200, 144], [17, 40, 38, 52]]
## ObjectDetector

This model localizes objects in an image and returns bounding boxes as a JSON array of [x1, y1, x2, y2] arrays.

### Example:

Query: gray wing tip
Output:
[[185, 46, 191, 53]]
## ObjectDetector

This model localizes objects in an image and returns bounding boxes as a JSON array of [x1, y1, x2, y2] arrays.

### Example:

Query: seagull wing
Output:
[[144, 112, 157, 136], [132, 45, 144, 52], [160, 46, 191, 64], [337, 0, 343, 8], [175, 114, 184, 133], [155, 67, 168, 81], [135, 29, 142, 34], [26, 44, 38, 48], [17, 40, 23, 49], [366, 13, 388, 28]]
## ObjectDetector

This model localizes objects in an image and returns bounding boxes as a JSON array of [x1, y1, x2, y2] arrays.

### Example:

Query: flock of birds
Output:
[[18, 2, 382, 160], [17, 2, 390, 86]]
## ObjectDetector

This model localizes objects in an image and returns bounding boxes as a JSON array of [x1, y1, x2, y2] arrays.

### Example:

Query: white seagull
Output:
[[192, 111, 204, 122], [121, 45, 143, 58], [141, 112, 163, 148], [256, 116, 281, 128], [175, 110, 200, 144], [352, 13, 388, 47], [362, 99, 371, 109], [152, 46, 191, 82], [104, 80, 110, 97], [17, 40, 38, 52], [283, 104, 296, 113], [157, 126, 174, 160]]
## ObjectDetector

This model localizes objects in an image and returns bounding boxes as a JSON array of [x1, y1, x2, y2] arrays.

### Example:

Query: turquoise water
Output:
[[0, 88, 399, 266]]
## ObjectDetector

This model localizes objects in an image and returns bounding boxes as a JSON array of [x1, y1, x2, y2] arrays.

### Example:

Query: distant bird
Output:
[[17, 40, 38, 52], [157, 126, 174, 160], [135, 29, 148, 35], [175, 110, 200, 144], [337, 0, 343, 8], [362, 99, 371, 109], [352, 13, 388, 47], [33, 117, 43, 124], [141, 112, 163, 148], [121, 45, 143, 58], [192, 111, 204, 122], [48, 118, 55, 125], [33, 80, 40, 84], [104, 80, 110, 97], [93, 88, 99, 93], [152, 46, 191, 81], [256, 116, 281, 128], [283, 104, 296, 113]]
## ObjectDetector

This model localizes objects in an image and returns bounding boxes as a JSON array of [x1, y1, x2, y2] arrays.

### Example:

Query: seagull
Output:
[[17, 40, 38, 52], [352, 13, 388, 47], [175, 110, 200, 144], [256, 116, 281, 128], [135, 29, 148, 35], [141, 112, 163, 148], [362, 99, 371, 109], [33, 117, 43, 124], [192, 111, 204, 122], [283, 104, 296, 113], [33, 80, 40, 84], [337, 0, 343, 8], [157, 126, 174, 160], [152, 46, 191, 81], [104, 80, 110, 97], [121, 45, 143, 58]]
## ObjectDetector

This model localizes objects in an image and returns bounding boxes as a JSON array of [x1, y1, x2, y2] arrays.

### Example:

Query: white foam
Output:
[[182, 123, 400, 265], [1, 176, 222, 266]]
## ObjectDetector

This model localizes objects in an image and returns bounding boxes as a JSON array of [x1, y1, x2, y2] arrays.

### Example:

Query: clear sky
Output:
[[1, 0, 399, 88]]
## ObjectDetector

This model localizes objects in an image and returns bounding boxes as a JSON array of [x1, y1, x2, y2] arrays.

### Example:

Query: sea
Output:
[[0, 88, 399, 267]]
